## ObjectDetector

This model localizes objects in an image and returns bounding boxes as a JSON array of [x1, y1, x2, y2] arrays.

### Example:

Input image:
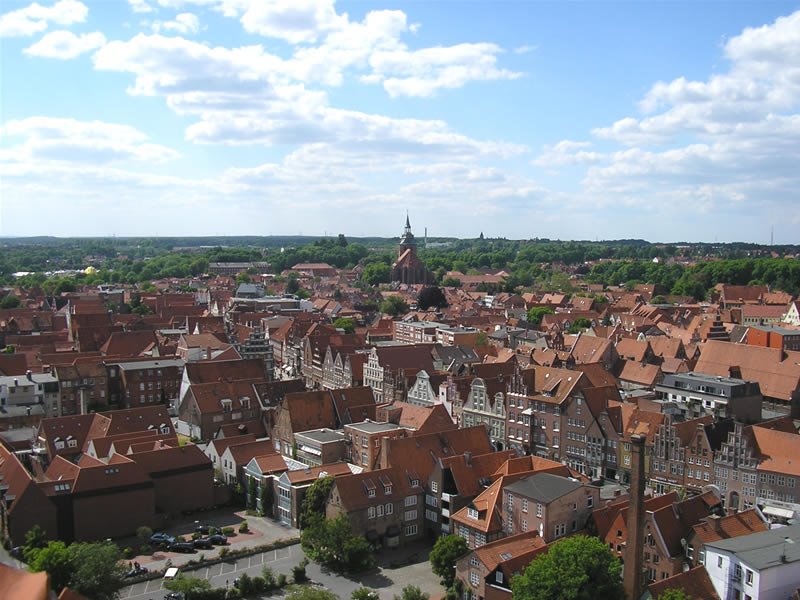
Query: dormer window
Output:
[[221, 399, 232, 413], [368, 489, 376, 498], [411, 479, 419, 487], [67, 439, 77, 448], [384, 484, 392, 495], [160, 426, 171, 434], [468, 508, 479, 520], [54, 440, 65, 450]]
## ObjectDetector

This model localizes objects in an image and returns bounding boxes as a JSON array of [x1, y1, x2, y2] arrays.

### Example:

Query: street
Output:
[[121, 542, 443, 600]]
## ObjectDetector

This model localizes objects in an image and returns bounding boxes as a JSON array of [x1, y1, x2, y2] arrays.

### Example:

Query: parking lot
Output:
[[121, 541, 443, 600], [122, 545, 297, 599]]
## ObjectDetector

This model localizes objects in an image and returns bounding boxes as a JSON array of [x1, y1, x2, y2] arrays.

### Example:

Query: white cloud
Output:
[[24, 30, 105, 59], [370, 43, 522, 98], [536, 8, 800, 220], [513, 44, 536, 55], [0, 0, 87, 37], [236, 0, 346, 44], [151, 12, 201, 34], [1, 116, 179, 163], [128, 0, 154, 13]]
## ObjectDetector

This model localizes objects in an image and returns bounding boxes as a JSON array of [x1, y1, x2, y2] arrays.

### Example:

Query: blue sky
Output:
[[1, 0, 799, 242]]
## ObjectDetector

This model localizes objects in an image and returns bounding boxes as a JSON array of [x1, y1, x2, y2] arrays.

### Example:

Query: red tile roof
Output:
[[647, 566, 720, 600]]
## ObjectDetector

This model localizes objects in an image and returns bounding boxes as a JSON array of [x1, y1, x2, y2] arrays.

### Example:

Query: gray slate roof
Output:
[[503, 472, 582, 504], [706, 523, 800, 570]]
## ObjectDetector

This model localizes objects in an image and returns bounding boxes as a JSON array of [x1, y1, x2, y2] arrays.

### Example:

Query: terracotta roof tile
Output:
[[647, 566, 720, 600]]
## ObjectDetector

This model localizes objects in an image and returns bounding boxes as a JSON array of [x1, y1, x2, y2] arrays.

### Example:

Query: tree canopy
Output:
[[299, 476, 334, 530], [527, 306, 555, 325], [300, 513, 375, 573], [27, 540, 127, 600], [430, 535, 468, 588], [511, 535, 624, 600], [380, 295, 409, 316], [655, 590, 692, 600], [417, 286, 448, 310]]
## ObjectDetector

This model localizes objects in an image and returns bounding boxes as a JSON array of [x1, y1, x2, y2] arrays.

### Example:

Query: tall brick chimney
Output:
[[624, 433, 646, 600]]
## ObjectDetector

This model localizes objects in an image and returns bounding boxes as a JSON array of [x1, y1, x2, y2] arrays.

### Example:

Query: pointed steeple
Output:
[[405, 212, 411, 232]]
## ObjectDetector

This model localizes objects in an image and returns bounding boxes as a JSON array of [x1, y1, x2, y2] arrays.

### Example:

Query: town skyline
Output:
[[1, 1, 800, 242]]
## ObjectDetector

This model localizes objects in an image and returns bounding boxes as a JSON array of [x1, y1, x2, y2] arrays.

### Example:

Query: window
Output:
[[554, 523, 566, 538], [734, 564, 742, 582], [475, 533, 486, 547], [745, 569, 753, 585], [468, 508, 479, 520], [404, 510, 417, 521], [377, 505, 384, 517], [386, 503, 393, 515], [367, 489, 376, 498], [404, 495, 417, 507], [587, 496, 594, 508], [404, 524, 418, 536], [67, 439, 77, 448], [470, 556, 479, 567], [496, 571, 504, 584], [522, 519, 528, 532], [522, 498, 528, 513], [470, 571, 479, 586], [459, 525, 469, 541], [384, 484, 392, 495], [430, 481, 438, 493], [55, 440, 65, 450], [536, 503, 543, 517]]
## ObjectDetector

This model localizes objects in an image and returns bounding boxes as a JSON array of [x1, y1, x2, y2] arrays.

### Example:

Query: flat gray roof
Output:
[[346, 421, 402, 434], [706, 523, 800, 570], [114, 359, 184, 370], [504, 472, 582, 504], [295, 428, 345, 444]]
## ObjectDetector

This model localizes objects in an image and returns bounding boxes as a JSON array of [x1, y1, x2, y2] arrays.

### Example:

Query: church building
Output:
[[391, 216, 432, 285]]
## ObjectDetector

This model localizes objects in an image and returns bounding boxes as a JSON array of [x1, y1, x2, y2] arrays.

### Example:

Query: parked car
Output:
[[150, 532, 176, 546], [194, 524, 211, 534], [125, 565, 148, 578], [208, 534, 228, 545], [192, 537, 213, 549], [164, 593, 185, 600], [168, 542, 195, 554]]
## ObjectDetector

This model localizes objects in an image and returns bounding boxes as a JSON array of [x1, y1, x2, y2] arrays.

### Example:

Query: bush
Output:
[[218, 547, 230, 559], [292, 558, 309, 583], [136, 526, 153, 543], [236, 573, 254, 595], [276, 573, 287, 588], [239, 521, 249, 534], [123, 547, 134, 559], [140, 545, 150, 555], [192, 532, 202, 540], [252, 576, 266, 593], [208, 526, 217, 536], [262, 567, 277, 590], [226, 588, 242, 599], [222, 527, 235, 536]]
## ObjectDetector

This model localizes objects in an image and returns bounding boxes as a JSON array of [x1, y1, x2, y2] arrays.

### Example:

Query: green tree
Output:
[[362, 262, 391, 286], [67, 541, 127, 600], [164, 575, 212, 594], [527, 306, 555, 325], [511, 535, 623, 600], [380, 295, 409, 317], [417, 286, 447, 310], [299, 476, 334, 529], [27, 541, 72, 593], [0, 295, 21, 309], [287, 587, 340, 600], [655, 590, 692, 600], [136, 526, 152, 545], [23, 524, 48, 555], [287, 272, 301, 294], [337, 234, 348, 247], [333, 317, 355, 334], [567, 317, 592, 334], [247, 476, 258, 510], [301, 513, 374, 573], [430, 535, 468, 588], [441, 277, 462, 288], [352, 588, 380, 600], [476, 331, 488, 346], [236, 272, 252, 284], [394, 585, 430, 600]]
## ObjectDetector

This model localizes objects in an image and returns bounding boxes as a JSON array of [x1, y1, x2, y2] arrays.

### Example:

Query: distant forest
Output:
[[2, 235, 800, 300]]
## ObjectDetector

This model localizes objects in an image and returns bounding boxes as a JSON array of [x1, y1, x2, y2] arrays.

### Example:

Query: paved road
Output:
[[122, 543, 442, 600]]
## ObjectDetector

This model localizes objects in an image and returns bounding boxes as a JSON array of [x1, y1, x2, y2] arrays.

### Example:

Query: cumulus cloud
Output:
[[128, 0, 154, 13], [535, 9, 800, 220], [151, 12, 201, 34], [24, 29, 105, 58], [0, 0, 87, 37], [1, 116, 180, 163]]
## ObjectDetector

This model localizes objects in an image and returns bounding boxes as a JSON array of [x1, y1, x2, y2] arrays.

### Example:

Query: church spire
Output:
[[405, 212, 411, 233]]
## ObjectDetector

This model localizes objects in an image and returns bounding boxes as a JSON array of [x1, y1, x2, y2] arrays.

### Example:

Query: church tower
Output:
[[391, 214, 430, 285], [399, 214, 418, 256]]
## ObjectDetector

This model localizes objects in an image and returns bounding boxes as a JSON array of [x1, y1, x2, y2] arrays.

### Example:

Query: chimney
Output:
[[207, 346, 213, 360], [26, 370, 33, 382], [624, 433, 647, 600], [708, 514, 722, 533]]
